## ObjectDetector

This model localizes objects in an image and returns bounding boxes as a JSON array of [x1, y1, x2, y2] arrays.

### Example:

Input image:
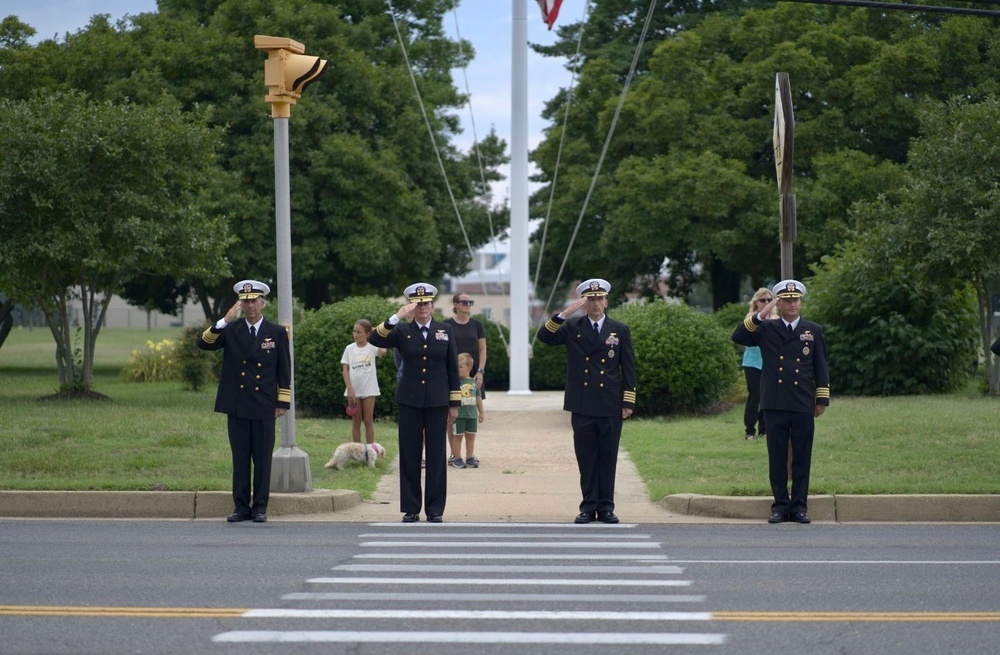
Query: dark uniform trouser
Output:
[[763, 409, 814, 515], [398, 404, 448, 516], [571, 413, 622, 514], [227, 415, 275, 513]]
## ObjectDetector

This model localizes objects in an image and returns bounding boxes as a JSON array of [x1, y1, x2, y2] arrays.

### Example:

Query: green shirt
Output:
[[457, 376, 480, 419]]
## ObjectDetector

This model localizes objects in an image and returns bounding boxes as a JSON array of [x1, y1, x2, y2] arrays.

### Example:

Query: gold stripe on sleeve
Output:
[[201, 327, 219, 344]]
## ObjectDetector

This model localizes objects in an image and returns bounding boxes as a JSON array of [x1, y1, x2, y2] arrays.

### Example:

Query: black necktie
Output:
[[248, 324, 256, 345], [786, 322, 793, 334], [593, 321, 600, 333]]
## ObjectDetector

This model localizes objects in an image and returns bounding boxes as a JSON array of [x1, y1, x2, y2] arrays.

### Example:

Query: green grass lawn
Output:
[[2, 326, 999, 497], [624, 391, 1000, 500], [0, 327, 392, 497]]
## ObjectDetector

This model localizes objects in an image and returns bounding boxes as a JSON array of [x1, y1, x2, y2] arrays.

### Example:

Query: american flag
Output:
[[536, 0, 565, 30]]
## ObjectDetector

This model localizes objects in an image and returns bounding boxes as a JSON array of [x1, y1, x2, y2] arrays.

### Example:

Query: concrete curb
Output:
[[2, 489, 998, 522], [0, 489, 361, 519], [661, 493, 1000, 522]]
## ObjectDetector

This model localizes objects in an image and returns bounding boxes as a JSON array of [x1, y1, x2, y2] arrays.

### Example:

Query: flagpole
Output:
[[508, 0, 531, 395]]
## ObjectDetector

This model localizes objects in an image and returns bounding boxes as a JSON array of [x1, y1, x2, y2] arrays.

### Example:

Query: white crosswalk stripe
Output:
[[212, 523, 727, 648]]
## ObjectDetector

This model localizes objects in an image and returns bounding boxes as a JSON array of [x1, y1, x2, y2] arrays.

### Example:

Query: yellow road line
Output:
[[714, 611, 1000, 622], [2, 606, 998, 622], [0, 605, 246, 618]]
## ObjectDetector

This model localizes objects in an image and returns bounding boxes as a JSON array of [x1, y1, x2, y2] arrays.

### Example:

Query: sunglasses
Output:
[[757, 298, 773, 303], [457, 300, 475, 306]]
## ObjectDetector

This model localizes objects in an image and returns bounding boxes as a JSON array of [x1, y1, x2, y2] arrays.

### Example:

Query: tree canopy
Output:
[[851, 96, 1000, 395], [1, 0, 507, 316], [0, 91, 229, 390], [530, 3, 1000, 308]]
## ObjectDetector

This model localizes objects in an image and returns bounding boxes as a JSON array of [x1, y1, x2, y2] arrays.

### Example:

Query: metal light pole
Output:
[[254, 35, 328, 492]]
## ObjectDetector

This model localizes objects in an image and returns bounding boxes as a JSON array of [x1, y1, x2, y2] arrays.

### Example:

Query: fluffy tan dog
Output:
[[324, 442, 386, 470]]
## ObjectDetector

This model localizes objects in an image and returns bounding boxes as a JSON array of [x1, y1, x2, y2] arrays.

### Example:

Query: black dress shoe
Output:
[[768, 511, 788, 524], [574, 512, 596, 524], [227, 511, 251, 523], [402, 513, 420, 523], [790, 511, 811, 524], [252, 512, 267, 523], [599, 511, 620, 524], [426, 514, 443, 523]]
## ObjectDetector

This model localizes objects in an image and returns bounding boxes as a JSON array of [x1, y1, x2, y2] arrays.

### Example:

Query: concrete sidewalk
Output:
[[2, 391, 998, 523], [311, 391, 683, 524]]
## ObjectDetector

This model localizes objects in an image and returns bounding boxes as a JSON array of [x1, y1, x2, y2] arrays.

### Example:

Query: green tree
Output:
[[530, 4, 1000, 308], [2, 1, 507, 316], [0, 91, 230, 393], [868, 97, 1000, 395], [808, 241, 978, 396]]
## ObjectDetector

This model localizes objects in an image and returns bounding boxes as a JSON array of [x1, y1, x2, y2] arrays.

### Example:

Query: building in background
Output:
[[8, 293, 208, 330], [440, 229, 549, 327]]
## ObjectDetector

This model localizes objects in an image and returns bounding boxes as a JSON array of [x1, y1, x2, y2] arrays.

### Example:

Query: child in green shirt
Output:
[[450, 352, 485, 468]]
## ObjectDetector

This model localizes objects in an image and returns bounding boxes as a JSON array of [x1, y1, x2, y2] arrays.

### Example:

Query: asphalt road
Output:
[[1, 520, 998, 655]]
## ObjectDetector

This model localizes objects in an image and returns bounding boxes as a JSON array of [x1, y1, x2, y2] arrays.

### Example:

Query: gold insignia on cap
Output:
[[590, 281, 601, 292], [415, 286, 427, 297], [243, 283, 254, 294], [786, 282, 796, 293]]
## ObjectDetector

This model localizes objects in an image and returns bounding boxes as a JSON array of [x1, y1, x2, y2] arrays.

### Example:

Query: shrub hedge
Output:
[[611, 300, 739, 416], [295, 297, 738, 418], [480, 316, 510, 392], [295, 296, 400, 418], [176, 326, 218, 391], [807, 245, 978, 396]]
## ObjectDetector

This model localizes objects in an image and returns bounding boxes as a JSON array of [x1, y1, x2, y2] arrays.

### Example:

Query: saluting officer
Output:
[[537, 278, 637, 524], [369, 283, 461, 523], [732, 279, 830, 524], [197, 280, 291, 524]]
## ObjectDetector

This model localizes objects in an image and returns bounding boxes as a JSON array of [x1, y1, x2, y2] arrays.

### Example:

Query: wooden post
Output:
[[773, 73, 796, 280]]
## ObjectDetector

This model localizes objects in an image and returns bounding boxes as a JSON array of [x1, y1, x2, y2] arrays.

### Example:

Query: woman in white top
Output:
[[341, 319, 386, 444]]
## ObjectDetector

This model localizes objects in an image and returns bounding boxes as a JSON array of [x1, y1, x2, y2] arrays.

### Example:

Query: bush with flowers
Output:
[[121, 338, 180, 383]]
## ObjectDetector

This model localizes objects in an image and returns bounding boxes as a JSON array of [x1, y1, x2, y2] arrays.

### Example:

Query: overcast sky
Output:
[[11, 0, 575, 204]]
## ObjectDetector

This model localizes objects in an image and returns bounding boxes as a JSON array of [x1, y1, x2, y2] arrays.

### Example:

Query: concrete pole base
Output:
[[270, 445, 312, 493]]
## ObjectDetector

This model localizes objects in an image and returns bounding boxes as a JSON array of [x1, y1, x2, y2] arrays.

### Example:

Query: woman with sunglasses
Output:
[[445, 293, 488, 468], [742, 288, 778, 440]]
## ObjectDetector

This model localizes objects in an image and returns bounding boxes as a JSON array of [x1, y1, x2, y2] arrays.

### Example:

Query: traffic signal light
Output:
[[254, 35, 328, 118]]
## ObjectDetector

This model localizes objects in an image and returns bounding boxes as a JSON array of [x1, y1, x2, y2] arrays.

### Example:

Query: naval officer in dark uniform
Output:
[[537, 278, 637, 524], [732, 279, 830, 524], [197, 280, 291, 523], [369, 283, 461, 523]]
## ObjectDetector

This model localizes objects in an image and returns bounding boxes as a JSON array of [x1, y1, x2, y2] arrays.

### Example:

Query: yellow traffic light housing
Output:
[[254, 35, 328, 118]]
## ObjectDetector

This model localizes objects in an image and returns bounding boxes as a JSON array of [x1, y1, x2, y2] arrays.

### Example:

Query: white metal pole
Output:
[[508, 0, 531, 395]]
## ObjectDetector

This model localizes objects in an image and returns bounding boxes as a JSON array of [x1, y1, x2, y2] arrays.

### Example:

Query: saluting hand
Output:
[[757, 297, 778, 320], [396, 303, 418, 320], [224, 301, 242, 324], [559, 297, 588, 319]]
